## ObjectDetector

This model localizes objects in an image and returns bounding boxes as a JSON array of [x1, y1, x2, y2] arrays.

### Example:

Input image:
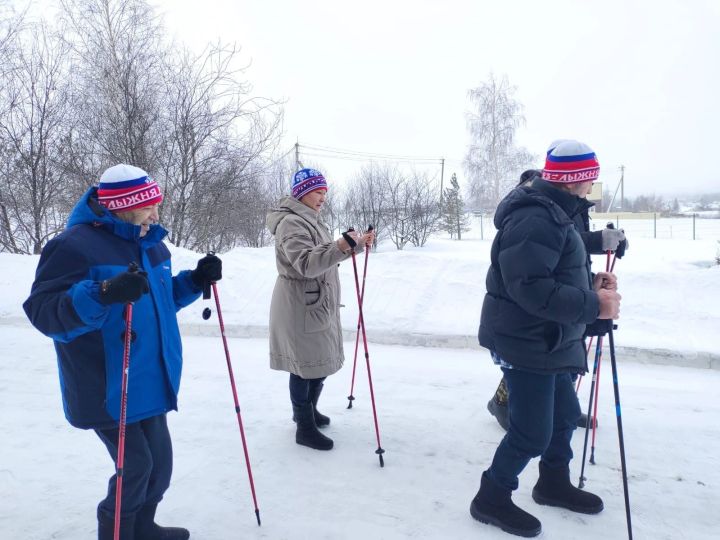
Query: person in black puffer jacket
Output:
[[486, 163, 629, 431], [469, 141, 622, 538]]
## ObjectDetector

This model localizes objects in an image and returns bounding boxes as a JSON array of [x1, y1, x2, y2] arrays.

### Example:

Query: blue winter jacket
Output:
[[478, 180, 600, 373], [23, 188, 202, 429]]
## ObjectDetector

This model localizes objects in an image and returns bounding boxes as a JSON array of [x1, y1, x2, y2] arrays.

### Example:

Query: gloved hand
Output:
[[601, 227, 628, 254], [191, 254, 222, 288], [585, 319, 613, 337], [615, 236, 629, 259], [98, 270, 149, 305]]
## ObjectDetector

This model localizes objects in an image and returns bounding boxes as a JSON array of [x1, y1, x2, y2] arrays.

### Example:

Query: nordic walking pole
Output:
[[578, 331, 603, 489], [589, 340, 603, 464], [345, 227, 385, 467], [210, 280, 261, 526], [575, 337, 594, 393], [114, 262, 138, 540], [603, 232, 632, 538], [347, 227, 372, 408], [587, 246, 615, 462], [608, 324, 633, 539]]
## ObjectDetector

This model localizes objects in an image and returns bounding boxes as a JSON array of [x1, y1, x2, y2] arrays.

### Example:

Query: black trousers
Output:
[[289, 373, 326, 406], [95, 413, 173, 518]]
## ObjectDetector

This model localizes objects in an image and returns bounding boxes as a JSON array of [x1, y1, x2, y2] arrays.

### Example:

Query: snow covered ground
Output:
[[1, 227, 719, 361], [1, 226, 719, 538], [2, 327, 719, 539]]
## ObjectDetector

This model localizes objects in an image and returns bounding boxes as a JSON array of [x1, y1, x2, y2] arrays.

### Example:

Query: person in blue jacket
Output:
[[469, 141, 622, 537], [23, 164, 222, 540]]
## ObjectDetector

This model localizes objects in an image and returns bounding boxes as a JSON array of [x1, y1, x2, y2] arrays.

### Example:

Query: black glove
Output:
[[615, 237, 628, 259], [98, 270, 149, 305], [191, 254, 222, 289], [585, 319, 614, 337]]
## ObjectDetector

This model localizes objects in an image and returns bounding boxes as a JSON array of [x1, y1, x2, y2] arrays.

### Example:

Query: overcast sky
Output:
[[150, 0, 720, 197], [19, 0, 718, 197]]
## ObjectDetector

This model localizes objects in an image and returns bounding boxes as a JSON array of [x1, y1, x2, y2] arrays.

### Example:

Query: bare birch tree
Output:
[[383, 167, 413, 250], [464, 73, 534, 211], [60, 0, 165, 173], [0, 22, 70, 253], [406, 171, 441, 247], [159, 42, 282, 249], [344, 162, 391, 242]]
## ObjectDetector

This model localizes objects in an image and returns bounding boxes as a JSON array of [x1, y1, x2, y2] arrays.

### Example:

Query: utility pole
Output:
[[295, 141, 300, 171], [439, 158, 445, 203]]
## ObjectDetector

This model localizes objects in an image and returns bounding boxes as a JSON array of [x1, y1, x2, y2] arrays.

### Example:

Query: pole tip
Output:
[[255, 509, 261, 526]]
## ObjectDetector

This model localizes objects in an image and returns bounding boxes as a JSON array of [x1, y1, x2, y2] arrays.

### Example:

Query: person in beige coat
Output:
[[266, 168, 374, 451]]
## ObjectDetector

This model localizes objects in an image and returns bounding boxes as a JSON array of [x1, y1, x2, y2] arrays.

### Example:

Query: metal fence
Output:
[[468, 212, 720, 241]]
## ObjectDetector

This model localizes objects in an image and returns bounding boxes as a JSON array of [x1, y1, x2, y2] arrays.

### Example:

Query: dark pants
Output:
[[289, 373, 326, 406], [486, 368, 581, 491], [95, 413, 173, 518]]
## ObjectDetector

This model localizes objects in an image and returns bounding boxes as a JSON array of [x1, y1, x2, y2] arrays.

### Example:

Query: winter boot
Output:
[[577, 412, 598, 429], [135, 503, 190, 540], [532, 461, 604, 514], [98, 510, 136, 540], [487, 378, 510, 431], [293, 402, 333, 450], [309, 382, 330, 427], [470, 472, 541, 538]]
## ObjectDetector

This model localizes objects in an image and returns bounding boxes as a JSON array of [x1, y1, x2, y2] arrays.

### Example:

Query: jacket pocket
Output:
[[543, 322, 564, 353], [304, 280, 331, 333]]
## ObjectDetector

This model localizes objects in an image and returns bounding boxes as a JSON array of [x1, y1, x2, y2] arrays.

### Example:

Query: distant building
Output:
[[588, 181, 603, 212]]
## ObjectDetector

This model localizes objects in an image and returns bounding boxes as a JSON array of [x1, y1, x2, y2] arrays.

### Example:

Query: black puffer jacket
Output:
[[478, 180, 600, 373]]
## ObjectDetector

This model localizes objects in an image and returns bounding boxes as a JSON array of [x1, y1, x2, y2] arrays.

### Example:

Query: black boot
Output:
[[470, 472, 541, 538], [577, 412, 598, 429], [135, 503, 190, 540], [487, 378, 510, 431], [293, 402, 333, 450], [309, 382, 330, 427], [532, 461, 604, 514], [98, 510, 135, 540], [292, 382, 330, 427]]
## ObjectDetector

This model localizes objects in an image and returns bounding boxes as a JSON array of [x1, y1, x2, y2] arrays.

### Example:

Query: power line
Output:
[[301, 142, 443, 163], [300, 151, 442, 165]]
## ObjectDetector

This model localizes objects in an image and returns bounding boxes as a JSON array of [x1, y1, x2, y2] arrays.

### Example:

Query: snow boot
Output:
[[487, 378, 510, 431], [532, 461, 604, 514], [292, 383, 330, 427], [293, 402, 333, 450], [135, 503, 190, 540], [577, 412, 598, 429], [309, 381, 330, 427], [98, 510, 135, 540], [470, 472, 541, 538], [487, 398, 510, 431]]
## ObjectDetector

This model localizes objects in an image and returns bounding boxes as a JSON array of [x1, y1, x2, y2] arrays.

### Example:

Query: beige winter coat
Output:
[[266, 196, 350, 379]]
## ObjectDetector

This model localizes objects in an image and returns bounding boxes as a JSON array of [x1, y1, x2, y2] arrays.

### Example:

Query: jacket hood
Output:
[[494, 179, 593, 229], [66, 187, 167, 243], [266, 196, 321, 236]]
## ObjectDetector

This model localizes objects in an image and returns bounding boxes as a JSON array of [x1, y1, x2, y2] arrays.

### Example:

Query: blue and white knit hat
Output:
[[292, 168, 327, 199]]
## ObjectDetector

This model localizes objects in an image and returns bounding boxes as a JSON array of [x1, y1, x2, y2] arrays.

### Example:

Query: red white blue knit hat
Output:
[[292, 168, 327, 199], [97, 164, 163, 211], [542, 140, 600, 184]]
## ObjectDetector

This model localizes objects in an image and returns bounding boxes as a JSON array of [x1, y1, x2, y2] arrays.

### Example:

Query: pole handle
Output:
[[342, 229, 357, 249], [202, 250, 216, 300]]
